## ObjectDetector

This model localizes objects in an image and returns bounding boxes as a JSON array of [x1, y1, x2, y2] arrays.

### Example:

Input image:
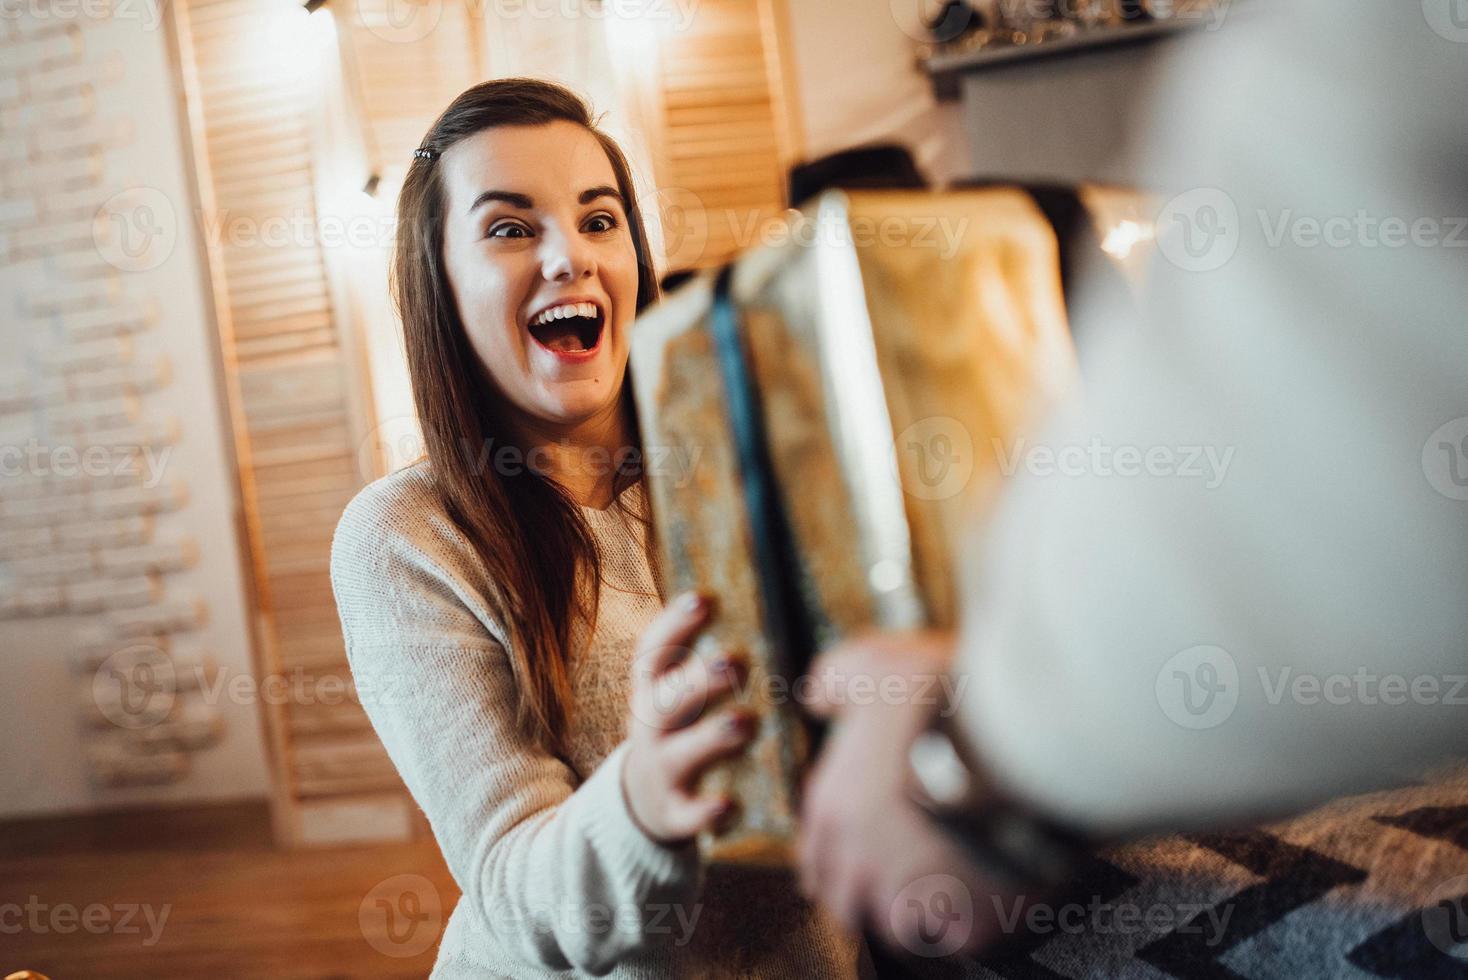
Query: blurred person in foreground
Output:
[[796, 0, 1468, 956]]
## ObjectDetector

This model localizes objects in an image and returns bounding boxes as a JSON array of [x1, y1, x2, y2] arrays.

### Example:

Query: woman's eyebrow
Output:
[[579, 185, 623, 207], [465, 186, 622, 216], [467, 190, 533, 215]]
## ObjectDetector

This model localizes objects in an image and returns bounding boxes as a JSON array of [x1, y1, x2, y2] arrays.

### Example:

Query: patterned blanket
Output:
[[875, 763, 1468, 979]]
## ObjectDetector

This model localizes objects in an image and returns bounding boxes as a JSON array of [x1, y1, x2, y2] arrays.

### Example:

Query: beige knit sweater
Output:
[[330, 460, 871, 979]]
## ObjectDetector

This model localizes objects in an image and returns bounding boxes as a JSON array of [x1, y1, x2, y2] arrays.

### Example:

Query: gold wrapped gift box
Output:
[[630, 186, 1129, 865]]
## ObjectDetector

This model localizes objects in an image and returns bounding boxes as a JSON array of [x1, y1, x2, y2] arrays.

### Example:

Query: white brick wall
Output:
[[0, 5, 270, 815]]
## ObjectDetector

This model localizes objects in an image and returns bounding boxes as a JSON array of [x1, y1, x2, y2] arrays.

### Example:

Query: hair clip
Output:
[[413, 147, 437, 160]]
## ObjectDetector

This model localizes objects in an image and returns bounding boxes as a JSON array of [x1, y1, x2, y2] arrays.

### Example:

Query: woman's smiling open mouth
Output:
[[527, 299, 605, 359]]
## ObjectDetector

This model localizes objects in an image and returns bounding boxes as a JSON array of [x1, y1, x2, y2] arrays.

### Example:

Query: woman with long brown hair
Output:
[[330, 79, 869, 977]]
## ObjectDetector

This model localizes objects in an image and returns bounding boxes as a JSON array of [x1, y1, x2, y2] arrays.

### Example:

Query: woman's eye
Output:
[[583, 213, 618, 234], [487, 221, 531, 239]]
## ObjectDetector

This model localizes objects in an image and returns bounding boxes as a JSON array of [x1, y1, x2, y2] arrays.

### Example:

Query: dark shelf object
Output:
[[924, 18, 1205, 100]]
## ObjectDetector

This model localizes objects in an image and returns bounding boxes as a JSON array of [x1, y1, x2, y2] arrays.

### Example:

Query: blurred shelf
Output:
[[925, 18, 1207, 99]]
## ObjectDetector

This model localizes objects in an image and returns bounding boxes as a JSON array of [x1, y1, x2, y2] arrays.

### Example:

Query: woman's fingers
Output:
[[633, 591, 712, 679], [632, 648, 746, 733], [798, 764, 834, 898], [650, 649, 747, 732], [624, 592, 765, 844], [659, 790, 732, 842], [661, 707, 757, 789], [827, 858, 872, 937], [622, 707, 750, 843]]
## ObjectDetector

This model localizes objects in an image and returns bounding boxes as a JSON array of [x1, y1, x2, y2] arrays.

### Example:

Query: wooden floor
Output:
[[0, 801, 459, 979]]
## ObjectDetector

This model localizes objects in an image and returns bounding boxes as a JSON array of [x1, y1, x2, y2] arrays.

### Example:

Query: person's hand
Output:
[[621, 590, 757, 846], [797, 630, 1009, 957]]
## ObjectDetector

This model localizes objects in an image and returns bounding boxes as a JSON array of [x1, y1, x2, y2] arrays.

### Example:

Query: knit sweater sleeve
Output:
[[329, 470, 703, 975]]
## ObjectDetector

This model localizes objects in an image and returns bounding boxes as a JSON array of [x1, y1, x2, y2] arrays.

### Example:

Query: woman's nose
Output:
[[541, 229, 596, 283]]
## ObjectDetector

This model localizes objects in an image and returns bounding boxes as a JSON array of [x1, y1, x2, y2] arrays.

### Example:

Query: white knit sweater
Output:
[[330, 461, 870, 978]]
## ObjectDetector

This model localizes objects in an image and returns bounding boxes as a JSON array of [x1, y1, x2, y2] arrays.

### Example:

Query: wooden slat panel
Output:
[[666, 103, 780, 128], [218, 246, 326, 279], [647, 1, 792, 268], [232, 333, 338, 361], [230, 313, 333, 340], [225, 263, 330, 296], [172, 0, 421, 845], [662, 85, 775, 110]]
